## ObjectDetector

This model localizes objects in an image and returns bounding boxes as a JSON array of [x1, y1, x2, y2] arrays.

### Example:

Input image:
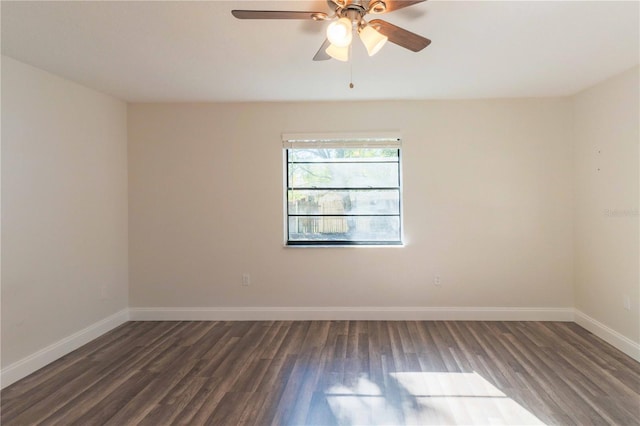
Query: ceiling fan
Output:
[[231, 0, 431, 62]]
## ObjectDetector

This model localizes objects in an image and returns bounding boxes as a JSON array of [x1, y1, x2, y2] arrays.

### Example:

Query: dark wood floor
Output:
[[2, 320, 639, 425]]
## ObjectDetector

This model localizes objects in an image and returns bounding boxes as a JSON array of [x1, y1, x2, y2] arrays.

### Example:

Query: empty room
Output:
[[1, 0, 639, 425]]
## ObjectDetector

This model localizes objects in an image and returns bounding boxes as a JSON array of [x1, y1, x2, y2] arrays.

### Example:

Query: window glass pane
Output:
[[286, 146, 403, 245], [288, 189, 400, 215], [289, 148, 399, 163], [288, 216, 401, 242], [289, 162, 399, 189]]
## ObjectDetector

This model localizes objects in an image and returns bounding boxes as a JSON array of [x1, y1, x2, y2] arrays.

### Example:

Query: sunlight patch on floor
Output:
[[325, 372, 545, 425]]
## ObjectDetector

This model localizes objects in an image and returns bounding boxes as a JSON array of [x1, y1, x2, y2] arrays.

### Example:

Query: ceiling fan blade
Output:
[[313, 39, 332, 61], [383, 0, 426, 13], [369, 19, 431, 52], [231, 10, 328, 20]]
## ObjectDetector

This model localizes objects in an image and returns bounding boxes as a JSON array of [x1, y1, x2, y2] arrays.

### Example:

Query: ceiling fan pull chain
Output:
[[349, 44, 354, 89]]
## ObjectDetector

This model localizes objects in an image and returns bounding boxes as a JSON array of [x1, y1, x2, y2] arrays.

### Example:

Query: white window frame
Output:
[[282, 132, 404, 247]]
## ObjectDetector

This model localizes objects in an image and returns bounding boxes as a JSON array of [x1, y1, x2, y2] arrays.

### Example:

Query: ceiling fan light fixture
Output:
[[325, 43, 350, 62], [359, 24, 388, 56], [326, 17, 353, 47]]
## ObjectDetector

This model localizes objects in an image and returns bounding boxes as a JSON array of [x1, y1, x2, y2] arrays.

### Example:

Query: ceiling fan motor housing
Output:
[[332, 0, 386, 12], [333, 0, 388, 25]]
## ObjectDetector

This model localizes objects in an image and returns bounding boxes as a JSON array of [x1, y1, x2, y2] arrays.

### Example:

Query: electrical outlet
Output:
[[242, 273, 251, 287], [623, 295, 631, 311], [433, 275, 442, 287]]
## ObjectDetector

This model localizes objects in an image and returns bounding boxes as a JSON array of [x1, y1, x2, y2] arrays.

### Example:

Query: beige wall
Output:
[[573, 66, 640, 344], [128, 99, 574, 309], [1, 57, 129, 367]]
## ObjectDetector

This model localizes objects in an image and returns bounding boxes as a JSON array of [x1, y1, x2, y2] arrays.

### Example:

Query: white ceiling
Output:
[[2, 0, 638, 102]]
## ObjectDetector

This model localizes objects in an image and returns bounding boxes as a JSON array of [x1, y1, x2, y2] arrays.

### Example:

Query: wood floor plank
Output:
[[68, 370, 157, 426], [187, 323, 277, 424], [502, 322, 608, 424], [38, 363, 141, 425], [2, 320, 639, 425], [1, 322, 137, 402], [103, 356, 198, 425], [253, 354, 298, 425]]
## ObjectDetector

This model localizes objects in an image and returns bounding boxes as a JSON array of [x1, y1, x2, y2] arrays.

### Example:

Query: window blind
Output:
[[282, 131, 402, 149]]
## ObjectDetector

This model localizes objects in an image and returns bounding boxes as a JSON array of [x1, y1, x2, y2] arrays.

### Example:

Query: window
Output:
[[283, 133, 403, 246]]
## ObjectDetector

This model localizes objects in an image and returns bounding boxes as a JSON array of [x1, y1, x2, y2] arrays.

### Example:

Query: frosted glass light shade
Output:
[[327, 18, 353, 47], [359, 24, 388, 56], [325, 43, 349, 62]]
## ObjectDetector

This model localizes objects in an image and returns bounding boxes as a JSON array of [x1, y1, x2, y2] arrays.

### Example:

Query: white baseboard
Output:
[[574, 309, 640, 362], [129, 306, 574, 322], [1, 308, 130, 389]]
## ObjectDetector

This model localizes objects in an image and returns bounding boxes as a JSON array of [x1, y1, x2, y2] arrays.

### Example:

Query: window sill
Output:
[[283, 244, 405, 249]]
